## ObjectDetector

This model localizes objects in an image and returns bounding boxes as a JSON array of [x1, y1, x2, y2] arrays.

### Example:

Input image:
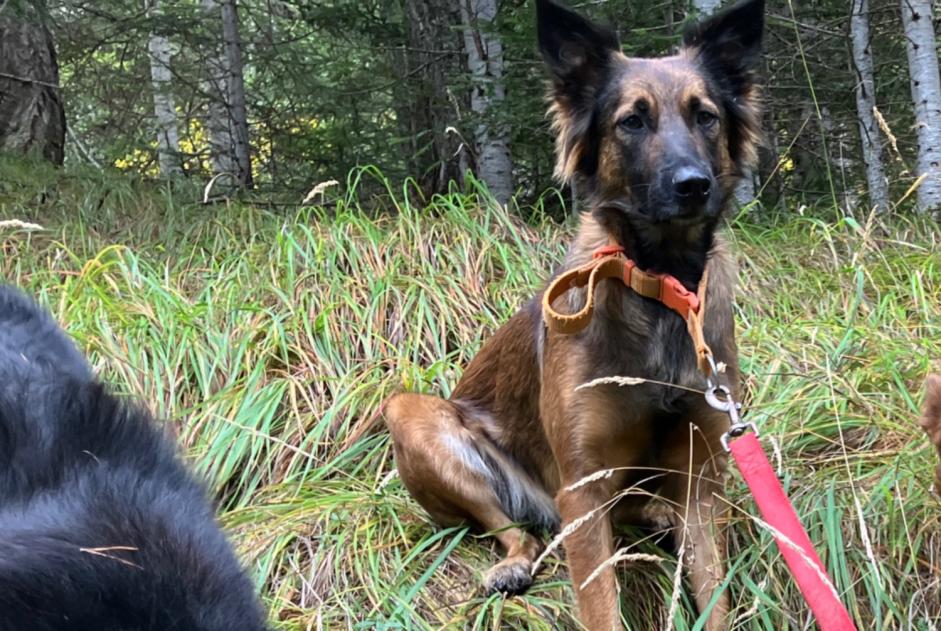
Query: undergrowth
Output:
[[1, 159, 939, 629]]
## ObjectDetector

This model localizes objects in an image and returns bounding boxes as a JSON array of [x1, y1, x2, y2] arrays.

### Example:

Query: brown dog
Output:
[[385, 1, 763, 628], [920, 375, 941, 493]]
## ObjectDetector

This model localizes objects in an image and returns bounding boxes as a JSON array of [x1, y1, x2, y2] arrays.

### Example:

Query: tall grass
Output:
[[1, 159, 939, 629]]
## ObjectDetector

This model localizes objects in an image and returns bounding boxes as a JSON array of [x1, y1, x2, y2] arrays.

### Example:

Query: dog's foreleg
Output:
[[662, 423, 730, 631], [556, 483, 621, 630], [677, 479, 729, 631]]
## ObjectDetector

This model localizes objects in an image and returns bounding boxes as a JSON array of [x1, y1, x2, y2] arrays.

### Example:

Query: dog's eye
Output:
[[696, 111, 718, 128], [620, 115, 644, 131]]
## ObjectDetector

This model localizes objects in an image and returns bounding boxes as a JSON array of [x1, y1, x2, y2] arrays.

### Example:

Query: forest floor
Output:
[[2, 158, 940, 629]]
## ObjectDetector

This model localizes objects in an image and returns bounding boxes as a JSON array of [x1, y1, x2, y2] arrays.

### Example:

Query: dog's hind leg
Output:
[[384, 393, 554, 594]]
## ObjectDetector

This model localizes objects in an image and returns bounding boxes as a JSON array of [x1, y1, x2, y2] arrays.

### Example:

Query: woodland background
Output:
[[1, 0, 940, 215], [1, 0, 940, 629]]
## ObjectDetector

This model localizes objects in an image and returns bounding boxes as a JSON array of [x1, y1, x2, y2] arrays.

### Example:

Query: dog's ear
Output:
[[537, 0, 619, 101], [537, 0, 619, 182], [682, 0, 763, 98], [683, 0, 764, 169]]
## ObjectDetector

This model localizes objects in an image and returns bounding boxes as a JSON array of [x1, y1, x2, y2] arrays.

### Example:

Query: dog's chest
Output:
[[581, 285, 706, 411]]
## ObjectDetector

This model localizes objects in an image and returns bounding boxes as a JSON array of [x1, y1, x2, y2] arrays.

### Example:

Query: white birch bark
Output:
[[460, 0, 514, 205], [201, 0, 236, 181], [733, 173, 756, 207], [850, 0, 889, 213], [692, 0, 723, 14], [901, 0, 941, 211], [145, 0, 182, 178], [691, 0, 756, 208]]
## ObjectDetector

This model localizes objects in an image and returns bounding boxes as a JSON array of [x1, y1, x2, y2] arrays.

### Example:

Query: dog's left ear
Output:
[[682, 0, 764, 97], [537, 0, 620, 103]]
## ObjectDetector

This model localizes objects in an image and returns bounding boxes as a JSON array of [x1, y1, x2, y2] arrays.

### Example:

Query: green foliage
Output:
[[2, 158, 939, 628], [44, 0, 928, 213]]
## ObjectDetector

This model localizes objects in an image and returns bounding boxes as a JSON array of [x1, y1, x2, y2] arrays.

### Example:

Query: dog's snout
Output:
[[672, 167, 711, 206]]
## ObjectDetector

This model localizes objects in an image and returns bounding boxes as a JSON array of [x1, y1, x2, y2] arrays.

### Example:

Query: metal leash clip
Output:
[[703, 354, 758, 452]]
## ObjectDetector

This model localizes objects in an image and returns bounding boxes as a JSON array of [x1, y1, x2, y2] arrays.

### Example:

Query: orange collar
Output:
[[542, 243, 714, 376]]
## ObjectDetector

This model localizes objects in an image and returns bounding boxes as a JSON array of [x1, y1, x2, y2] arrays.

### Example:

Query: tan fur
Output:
[[919, 375, 941, 493]]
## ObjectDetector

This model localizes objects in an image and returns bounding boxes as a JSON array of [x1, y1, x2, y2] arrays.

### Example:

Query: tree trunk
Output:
[[0, 2, 65, 165], [145, 0, 183, 178], [901, 0, 941, 212], [691, 0, 722, 13], [850, 0, 889, 213], [460, 0, 514, 205], [399, 0, 466, 197], [734, 173, 756, 207], [220, 0, 252, 189], [690, 0, 755, 208], [201, 0, 253, 189]]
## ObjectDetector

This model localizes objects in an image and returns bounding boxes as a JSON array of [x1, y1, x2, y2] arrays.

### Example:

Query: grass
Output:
[[1, 157, 939, 629]]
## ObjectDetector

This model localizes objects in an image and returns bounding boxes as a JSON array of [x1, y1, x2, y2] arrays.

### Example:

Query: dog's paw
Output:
[[483, 558, 534, 595]]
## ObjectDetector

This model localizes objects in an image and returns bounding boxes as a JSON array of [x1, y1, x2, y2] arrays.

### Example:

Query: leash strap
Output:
[[541, 253, 638, 335], [727, 433, 857, 631]]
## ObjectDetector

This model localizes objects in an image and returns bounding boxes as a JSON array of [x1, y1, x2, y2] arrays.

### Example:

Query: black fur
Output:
[[0, 285, 268, 631], [682, 0, 765, 98], [536, 0, 619, 89]]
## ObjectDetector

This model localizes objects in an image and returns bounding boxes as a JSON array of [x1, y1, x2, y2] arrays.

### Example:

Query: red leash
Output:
[[726, 432, 856, 630], [708, 375, 857, 631]]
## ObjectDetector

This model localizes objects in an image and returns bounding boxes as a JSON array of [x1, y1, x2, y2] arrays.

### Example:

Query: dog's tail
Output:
[[476, 440, 560, 532], [447, 411, 559, 532], [385, 393, 560, 532]]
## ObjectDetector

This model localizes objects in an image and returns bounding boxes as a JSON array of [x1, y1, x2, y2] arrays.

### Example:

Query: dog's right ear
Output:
[[537, 0, 619, 98]]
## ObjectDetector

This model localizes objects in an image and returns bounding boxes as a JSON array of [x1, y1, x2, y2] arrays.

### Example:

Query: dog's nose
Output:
[[672, 167, 711, 206]]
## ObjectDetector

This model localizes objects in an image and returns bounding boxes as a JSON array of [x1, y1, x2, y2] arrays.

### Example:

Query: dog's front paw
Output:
[[483, 558, 534, 595]]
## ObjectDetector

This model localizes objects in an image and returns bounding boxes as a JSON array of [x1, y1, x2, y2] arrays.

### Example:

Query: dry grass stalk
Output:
[[0, 219, 44, 231], [580, 551, 664, 590]]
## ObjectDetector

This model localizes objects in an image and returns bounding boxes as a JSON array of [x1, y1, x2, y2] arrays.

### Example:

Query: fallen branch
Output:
[[203, 172, 238, 204]]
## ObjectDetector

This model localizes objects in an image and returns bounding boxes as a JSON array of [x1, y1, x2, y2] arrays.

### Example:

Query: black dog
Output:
[[0, 284, 268, 631]]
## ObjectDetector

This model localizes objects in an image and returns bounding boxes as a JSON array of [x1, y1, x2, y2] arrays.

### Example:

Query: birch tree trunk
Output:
[[201, 0, 236, 182], [460, 0, 514, 205], [850, 0, 889, 213], [691, 0, 722, 13], [0, 2, 65, 164], [399, 0, 466, 197], [901, 0, 941, 212], [146, 0, 182, 178], [201, 0, 253, 189], [690, 0, 756, 207]]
